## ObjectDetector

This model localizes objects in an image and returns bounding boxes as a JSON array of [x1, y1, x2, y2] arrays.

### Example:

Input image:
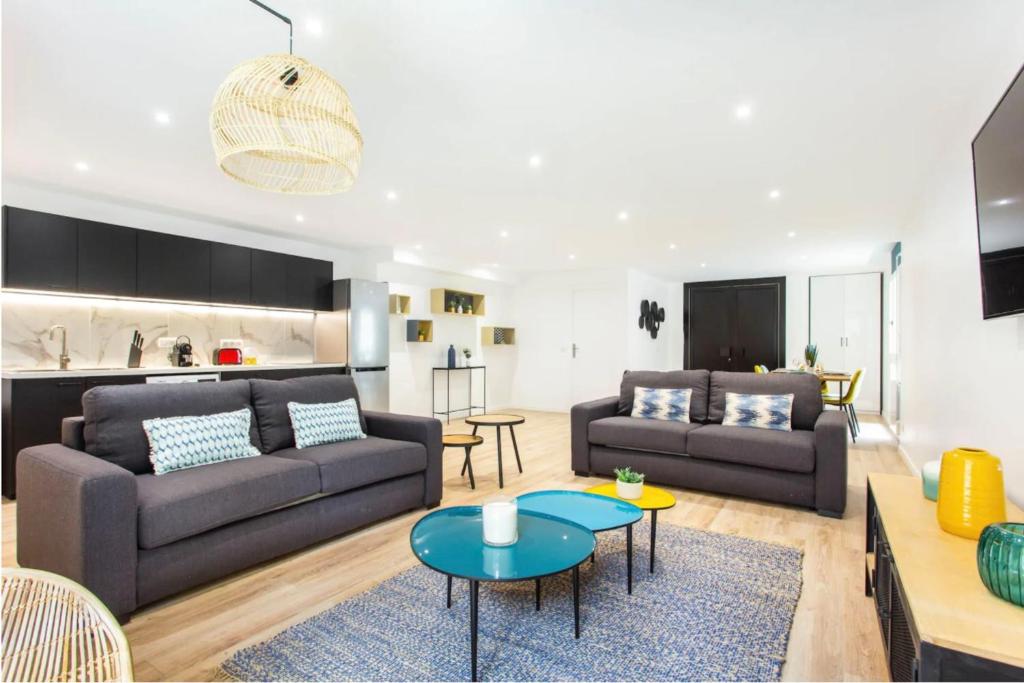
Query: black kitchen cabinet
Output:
[[211, 242, 252, 305], [2, 206, 78, 292], [283, 255, 329, 310], [251, 249, 290, 308], [77, 219, 137, 297], [312, 259, 334, 311], [1, 375, 147, 498], [137, 231, 211, 302], [223, 367, 345, 381]]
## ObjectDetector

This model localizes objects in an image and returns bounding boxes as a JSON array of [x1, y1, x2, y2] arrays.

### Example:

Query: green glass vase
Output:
[[976, 522, 1024, 607]]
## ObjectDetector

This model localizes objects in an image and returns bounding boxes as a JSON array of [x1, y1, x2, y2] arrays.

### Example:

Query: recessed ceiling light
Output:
[[735, 103, 753, 120], [385, 190, 398, 202], [617, 211, 629, 222], [800, 254, 809, 261], [669, 243, 677, 250], [295, 214, 305, 223], [787, 231, 796, 238], [500, 230, 509, 238], [490, 263, 499, 268], [993, 197, 1015, 206], [153, 110, 171, 125], [769, 189, 782, 200], [415, 244, 423, 250], [700, 262, 707, 268], [528, 154, 543, 168], [73, 161, 90, 172], [568, 253, 576, 261], [306, 18, 323, 35]]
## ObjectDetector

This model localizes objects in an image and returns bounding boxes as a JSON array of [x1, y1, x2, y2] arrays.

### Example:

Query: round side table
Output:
[[464, 414, 526, 488], [442, 434, 484, 489], [584, 483, 677, 574]]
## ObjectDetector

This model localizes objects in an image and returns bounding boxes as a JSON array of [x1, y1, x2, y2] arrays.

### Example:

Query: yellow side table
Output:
[[584, 483, 677, 574]]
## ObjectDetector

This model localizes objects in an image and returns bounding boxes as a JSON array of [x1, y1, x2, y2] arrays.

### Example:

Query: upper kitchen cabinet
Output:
[[77, 219, 137, 297], [211, 242, 252, 306], [2, 206, 78, 292], [251, 249, 290, 308], [137, 231, 211, 302], [285, 255, 333, 311]]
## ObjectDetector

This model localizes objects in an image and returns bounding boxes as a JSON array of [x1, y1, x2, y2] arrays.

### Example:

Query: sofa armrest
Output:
[[363, 411, 443, 507], [62, 416, 86, 450], [16, 444, 138, 618], [813, 410, 848, 517], [570, 396, 618, 475]]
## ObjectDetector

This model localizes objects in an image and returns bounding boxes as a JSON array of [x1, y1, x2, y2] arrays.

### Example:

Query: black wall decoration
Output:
[[639, 299, 665, 339]]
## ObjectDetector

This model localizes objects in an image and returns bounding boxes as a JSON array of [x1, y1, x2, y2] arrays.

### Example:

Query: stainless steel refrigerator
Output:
[[314, 279, 390, 411]]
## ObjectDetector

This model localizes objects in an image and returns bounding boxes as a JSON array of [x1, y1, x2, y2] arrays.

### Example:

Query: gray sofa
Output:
[[16, 375, 442, 620], [571, 370, 848, 517]]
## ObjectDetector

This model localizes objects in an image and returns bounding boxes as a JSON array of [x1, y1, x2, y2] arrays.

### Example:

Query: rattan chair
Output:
[[1, 568, 133, 682]]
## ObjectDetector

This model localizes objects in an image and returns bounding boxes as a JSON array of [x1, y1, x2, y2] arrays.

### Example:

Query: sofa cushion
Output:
[[686, 424, 816, 473], [708, 371, 822, 431], [721, 392, 794, 432], [288, 399, 366, 448], [631, 387, 692, 423], [618, 370, 710, 422], [250, 375, 366, 453], [588, 416, 699, 456], [83, 379, 258, 474], [274, 436, 427, 495], [135, 455, 320, 549], [143, 408, 262, 475]]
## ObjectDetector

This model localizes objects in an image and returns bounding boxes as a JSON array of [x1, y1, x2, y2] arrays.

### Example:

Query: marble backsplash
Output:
[[1, 294, 316, 370]]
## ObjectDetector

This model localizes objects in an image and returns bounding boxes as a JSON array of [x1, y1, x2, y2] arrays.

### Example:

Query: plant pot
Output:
[[616, 480, 643, 500]]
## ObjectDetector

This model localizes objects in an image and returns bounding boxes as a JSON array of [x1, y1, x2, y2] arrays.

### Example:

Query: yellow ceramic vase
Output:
[[936, 447, 1007, 539]]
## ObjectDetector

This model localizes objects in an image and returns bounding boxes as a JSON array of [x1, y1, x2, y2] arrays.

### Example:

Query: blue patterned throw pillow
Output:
[[722, 392, 794, 431], [288, 399, 366, 449], [143, 408, 260, 475], [631, 387, 692, 423]]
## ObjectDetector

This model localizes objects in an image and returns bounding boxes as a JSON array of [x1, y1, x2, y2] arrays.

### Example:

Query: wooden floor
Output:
[[1, 410, 909, 681]]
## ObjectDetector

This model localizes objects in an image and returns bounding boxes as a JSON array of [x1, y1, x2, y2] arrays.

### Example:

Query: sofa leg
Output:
[[426, 502, 441, 510], [816, 508, 843, 519], [573, 470, 592, 478]]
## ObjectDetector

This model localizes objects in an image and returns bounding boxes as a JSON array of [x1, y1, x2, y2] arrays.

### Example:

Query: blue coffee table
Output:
[[410, 506, 595, 682], [517, 490, 644, 594]]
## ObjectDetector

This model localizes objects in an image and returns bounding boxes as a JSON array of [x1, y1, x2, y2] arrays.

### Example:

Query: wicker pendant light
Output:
[[210, 2, 362, 194]]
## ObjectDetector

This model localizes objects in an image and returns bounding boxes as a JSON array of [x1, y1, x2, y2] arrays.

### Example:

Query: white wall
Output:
[[899, 146, 1024, 506], [626, 269, 682, 371]]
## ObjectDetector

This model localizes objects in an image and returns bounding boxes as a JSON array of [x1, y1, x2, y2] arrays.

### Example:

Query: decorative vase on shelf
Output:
[[457, 303, 463, 315], [921, 460, 940, 501], [936, 447, 1007, 539], [977, 522, 1024, 607], [447, 344, 456, 369]]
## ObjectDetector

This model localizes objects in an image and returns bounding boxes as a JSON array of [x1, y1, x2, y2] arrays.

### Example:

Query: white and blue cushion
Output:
[[143, 408, 261, 475], [631, 387, 692, 423], [722, 392, 794, 431], [288, 398, 366, 449]]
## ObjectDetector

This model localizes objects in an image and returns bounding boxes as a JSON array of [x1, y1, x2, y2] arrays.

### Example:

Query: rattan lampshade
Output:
[[210, 53, 362, 194]]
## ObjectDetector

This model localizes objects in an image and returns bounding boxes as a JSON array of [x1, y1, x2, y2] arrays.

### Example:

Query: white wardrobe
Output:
[[809, 273, 882, 413]]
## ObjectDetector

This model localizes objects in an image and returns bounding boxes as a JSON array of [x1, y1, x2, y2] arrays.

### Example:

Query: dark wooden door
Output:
[[137, 231, 211, 302], [684, 277, 786, 371], [2, 206, 78, 292], [77, 219, 137, 297], [211, 242, 252, 306]]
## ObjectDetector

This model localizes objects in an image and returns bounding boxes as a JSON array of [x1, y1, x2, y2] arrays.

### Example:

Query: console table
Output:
[[432, 366, 486, 424], [865, 473, 1024, 681]]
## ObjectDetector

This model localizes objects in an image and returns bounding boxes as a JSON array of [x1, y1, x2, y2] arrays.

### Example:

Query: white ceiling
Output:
[[3, 1, 1024, 279]]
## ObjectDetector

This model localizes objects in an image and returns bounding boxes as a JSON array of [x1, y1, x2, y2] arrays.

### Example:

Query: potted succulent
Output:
[[462, 347, 473, 367], [804, 343, 818, 369], [614, 466, 645, 500]]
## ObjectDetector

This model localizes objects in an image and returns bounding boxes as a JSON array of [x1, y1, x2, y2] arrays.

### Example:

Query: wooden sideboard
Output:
[[865, 474, 1024, 681]]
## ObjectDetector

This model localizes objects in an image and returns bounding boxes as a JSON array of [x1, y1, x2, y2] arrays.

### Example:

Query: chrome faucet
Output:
[[48, 325, 70, 370]]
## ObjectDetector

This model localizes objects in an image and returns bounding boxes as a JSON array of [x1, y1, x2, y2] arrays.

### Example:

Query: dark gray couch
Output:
[[16, 375, 442, 619], [571, 370, 848, 517]]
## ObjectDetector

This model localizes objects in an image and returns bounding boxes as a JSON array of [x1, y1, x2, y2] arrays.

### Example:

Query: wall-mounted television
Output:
[[973, 63, 1024, 320]]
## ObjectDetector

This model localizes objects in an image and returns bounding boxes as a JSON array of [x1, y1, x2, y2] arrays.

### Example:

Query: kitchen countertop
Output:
[[1, 363, 347, 380]]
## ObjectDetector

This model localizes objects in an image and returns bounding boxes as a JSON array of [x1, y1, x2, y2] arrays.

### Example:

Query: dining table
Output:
[[771, 368, 853, 399]]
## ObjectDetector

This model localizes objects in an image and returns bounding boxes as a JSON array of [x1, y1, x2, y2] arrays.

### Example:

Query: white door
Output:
[[809, 275, 846, 371], [843, 273, 882, 412], [571, 288, 624, 405]]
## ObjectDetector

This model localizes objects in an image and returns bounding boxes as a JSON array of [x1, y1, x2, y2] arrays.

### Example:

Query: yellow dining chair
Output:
[[754, 365, 764, 374], [824, 368, 864, 441]]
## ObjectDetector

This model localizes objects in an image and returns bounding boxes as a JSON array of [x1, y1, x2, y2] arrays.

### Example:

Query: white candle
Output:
[[482, 497, 518, 546]]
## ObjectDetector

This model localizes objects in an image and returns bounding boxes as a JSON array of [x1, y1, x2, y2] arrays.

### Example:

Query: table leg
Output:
[[650, 509, 658, 574], [447, 575, 453, 608], [572, 565, 580, 639], [496, 426, 504, 489], [535, 578, 541, 611], [470, 579, 479, 682], [472, 425, 478, 436], [509, 424, 523, 473], [590, 551, 595, 564], [627, 523, 633, 595], [464, 446, 476, 489]]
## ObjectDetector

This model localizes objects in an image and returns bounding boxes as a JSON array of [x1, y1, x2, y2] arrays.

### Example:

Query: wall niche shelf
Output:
[[389, 294, 411, 315], [482, 326, 516, 346], [406, 319, 433, 343], [430, 288, 486, 316]]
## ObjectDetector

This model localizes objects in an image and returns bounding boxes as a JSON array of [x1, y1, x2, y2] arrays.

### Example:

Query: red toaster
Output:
[[213, 347, 244, 365]]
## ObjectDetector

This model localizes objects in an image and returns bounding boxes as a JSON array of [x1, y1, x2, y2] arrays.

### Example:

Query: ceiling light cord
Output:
[[246, 0, 293, 55]]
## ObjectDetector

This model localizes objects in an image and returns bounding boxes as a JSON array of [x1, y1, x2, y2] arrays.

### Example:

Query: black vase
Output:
[[447, 344, 456, 369]]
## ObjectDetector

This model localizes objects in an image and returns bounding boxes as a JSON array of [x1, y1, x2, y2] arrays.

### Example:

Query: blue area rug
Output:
[[220, 522, 803, 681]]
